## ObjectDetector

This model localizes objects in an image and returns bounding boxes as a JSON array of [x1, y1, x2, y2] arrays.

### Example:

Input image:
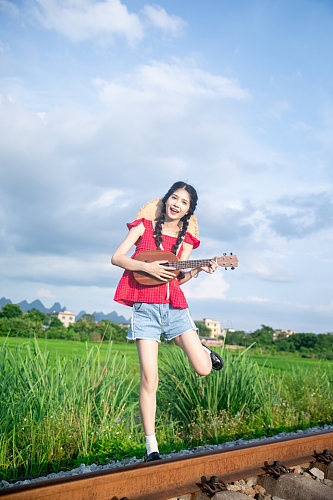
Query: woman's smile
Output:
[[165, 188, 190, 221]]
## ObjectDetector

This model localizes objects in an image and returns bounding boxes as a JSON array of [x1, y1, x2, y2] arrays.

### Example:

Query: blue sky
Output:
[[0, 0, 332, 332]]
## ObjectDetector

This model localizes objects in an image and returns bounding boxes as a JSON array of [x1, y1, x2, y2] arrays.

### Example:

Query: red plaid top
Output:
[[113, 218, 200, 308]]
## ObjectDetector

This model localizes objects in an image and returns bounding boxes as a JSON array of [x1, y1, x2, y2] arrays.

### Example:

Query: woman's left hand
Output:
[[200, 258, 218, 274]]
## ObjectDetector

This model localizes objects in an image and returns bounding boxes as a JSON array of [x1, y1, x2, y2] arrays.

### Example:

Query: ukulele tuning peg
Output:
[[223, 252, 226, 256], [225, 267, 227, 270], [231, 266, 235, 270], [230, 252, 233, 255]]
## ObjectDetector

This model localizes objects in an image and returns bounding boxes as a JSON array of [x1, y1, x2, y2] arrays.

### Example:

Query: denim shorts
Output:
[[127, 303, 197, 342]]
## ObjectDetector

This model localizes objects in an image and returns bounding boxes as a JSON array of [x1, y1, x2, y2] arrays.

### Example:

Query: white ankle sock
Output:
[[145, 433, 159, 455]]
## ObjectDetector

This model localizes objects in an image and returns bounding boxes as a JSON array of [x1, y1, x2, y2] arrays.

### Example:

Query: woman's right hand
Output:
[[145, 260, 176, 282]]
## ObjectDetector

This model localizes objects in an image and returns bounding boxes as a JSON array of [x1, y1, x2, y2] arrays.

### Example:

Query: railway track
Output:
[[1, 430, 332, 500]]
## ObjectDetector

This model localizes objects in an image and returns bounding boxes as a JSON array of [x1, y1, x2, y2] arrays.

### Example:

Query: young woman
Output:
[[111, 181, 223, 462]]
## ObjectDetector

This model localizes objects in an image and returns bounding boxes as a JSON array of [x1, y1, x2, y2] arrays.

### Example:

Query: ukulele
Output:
[[133, 250, 238, 286]]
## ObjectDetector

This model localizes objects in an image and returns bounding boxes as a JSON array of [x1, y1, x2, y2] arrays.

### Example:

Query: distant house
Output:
[[273, 329, 295, 341], [202, 318, 225, 339], [57, 310, 75, 328], [119, 323, 130, 328]]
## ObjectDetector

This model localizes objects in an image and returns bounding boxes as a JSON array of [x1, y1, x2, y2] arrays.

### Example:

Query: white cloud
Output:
[[184, 272, 230, 300], [230, 295, 271, 304], [249, 261, 296, 283], [94, 59, 251, 103], [142, 5, 186, 35], [0, 252, 118, 288], [87, 189, 124, 210], [33, 0, 144, 44], [37, 288, 56, 298]]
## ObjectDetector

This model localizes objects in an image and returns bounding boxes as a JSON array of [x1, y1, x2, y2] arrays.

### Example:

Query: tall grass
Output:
[[158, 346, 281, 423], [0, 339, 139, 479], [1, 340, 332, 481], [157, 346, 333, 445]]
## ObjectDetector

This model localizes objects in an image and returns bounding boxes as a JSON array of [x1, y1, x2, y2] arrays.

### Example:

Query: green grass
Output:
[[248, 352, 333, 372], [0, 339, 141, 479], [158, 346, 333, 444], [0, 337, 332, 481], [2, 336, 331, 373], [0, 337, 140, 374]]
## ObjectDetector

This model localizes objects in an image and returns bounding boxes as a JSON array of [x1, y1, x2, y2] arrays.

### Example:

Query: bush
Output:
[[0, 304, 23, 319], [0, 317, 43, 337]]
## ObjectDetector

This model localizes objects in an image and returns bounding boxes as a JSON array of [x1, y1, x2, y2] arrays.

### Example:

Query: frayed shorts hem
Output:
[[127, 302, 197, 342]]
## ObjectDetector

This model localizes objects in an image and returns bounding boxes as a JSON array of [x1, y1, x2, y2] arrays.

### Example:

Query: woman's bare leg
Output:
[[136, 339, 159, 436], [174, 329, 212, 376]]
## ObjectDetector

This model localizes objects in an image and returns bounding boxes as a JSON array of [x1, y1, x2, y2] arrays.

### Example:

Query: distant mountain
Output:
[[0, 297, 129, 324], [76, 310, 128, 323], [0, 297, 11, 309], [0, 297, 66, 314]]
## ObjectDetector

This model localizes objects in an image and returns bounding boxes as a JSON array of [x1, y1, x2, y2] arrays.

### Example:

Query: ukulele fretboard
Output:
[[167, 259, 214, 270]]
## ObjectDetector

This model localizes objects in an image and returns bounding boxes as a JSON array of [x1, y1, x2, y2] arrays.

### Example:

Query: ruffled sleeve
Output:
[[126, 218, 146, 230], [184, 232, 200, 249]]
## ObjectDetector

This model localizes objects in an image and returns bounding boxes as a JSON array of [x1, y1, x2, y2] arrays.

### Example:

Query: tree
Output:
[[251, 325, 274, 346], [195, 322, 211, 337], [50, 316, 64, 328], [225, 330, 247, 345], [82, 313, 96, 323], [0, 304, 23, 319], [27, 308, 48, 323], [290, 333, 318, 351], [74, 318, 89, 333], [66, 326, 81, 341], [1, 317, 43, 337]]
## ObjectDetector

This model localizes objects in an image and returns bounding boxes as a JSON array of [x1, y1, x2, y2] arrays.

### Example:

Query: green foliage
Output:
[[0, 309, 128, 343], [0, 317, 44, 337], [0, 339, 139, 479], [195, 322, 211, 337], [81, 313, 95, 323], [158, 347, 280, 424], [158, 347, 333, 446], [226, 325, 333, 359], [73, 319, 127, 342], [50, 316, 64, 329], [27, 308, 48, 323], [275, 332, 333, 357], [252, 324, 274, 345], [0, 337, 332, 480], [0, 304, 23, 319], [225, 330, 249, 346]]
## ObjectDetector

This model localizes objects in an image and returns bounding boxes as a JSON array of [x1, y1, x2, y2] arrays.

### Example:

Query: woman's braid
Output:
[[153, 206, 166, 249], [171, 213, 191, 254]]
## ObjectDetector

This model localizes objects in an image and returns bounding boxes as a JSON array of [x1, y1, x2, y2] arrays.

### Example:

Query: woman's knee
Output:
[[194, 363, 212, 377], [141, 372, 159, 392]]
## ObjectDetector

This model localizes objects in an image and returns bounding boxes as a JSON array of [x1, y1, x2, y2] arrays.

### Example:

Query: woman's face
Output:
[[165, 188, 191, 221]]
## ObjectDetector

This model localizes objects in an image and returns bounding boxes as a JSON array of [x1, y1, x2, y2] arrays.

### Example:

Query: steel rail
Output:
[[1, 430, 332, 500]]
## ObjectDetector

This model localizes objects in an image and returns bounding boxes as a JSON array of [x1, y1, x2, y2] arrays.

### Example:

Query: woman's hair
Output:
[[154, 181, 198, 254]]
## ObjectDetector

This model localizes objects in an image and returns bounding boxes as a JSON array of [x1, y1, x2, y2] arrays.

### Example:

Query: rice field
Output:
[[0, 336, 332, 481]]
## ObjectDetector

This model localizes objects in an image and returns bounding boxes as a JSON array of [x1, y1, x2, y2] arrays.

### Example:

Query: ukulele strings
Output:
[[167, 259, 213, 269]]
